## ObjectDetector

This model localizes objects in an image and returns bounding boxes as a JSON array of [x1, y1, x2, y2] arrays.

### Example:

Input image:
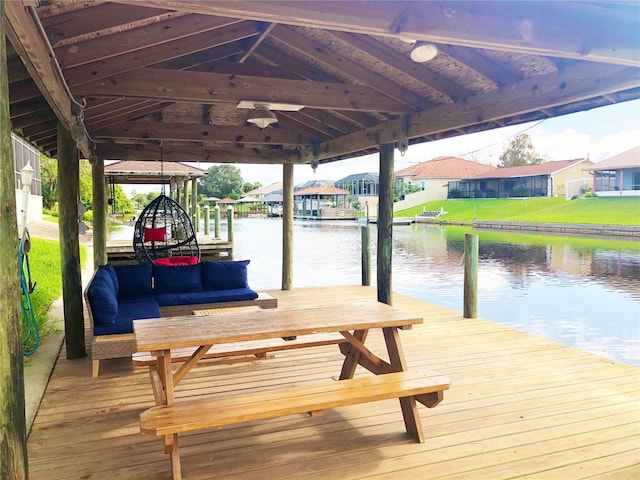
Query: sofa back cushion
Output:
[[201, 260, 250, 291], [87, 270, 118, 326], [112, 263, 154, 297], [99, 264, 119, 294], [153, 263, 203, 294]]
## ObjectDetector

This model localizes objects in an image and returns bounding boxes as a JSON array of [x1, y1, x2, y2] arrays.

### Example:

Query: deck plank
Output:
[[27, 285, 640, 480]]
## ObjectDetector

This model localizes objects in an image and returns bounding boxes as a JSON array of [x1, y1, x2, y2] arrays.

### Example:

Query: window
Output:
[[595, 170, 617, 191]]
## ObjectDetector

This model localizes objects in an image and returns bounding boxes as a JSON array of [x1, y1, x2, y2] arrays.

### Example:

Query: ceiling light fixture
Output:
[[410, 42, 438, 63], [246, 104, 278, 129]]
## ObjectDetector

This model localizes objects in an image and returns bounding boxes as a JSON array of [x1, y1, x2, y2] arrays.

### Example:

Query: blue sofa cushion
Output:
[[155, 288, 258, 307], [153, 263, 203, 294], [87, 271, 118, 327], [201, 260, 250, 291], [93, 295, 160, 335], [112, 263, 153, 297], [98, 264, 119, 294]]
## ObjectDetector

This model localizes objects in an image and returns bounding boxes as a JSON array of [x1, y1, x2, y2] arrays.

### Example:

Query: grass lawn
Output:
[[396, 197, 640, 225], [21, 237, 87, 353]]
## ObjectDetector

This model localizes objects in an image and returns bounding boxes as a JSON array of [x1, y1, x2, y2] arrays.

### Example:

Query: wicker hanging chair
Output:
[[133, 193, 200, 265], [132, 146, 200, 265]]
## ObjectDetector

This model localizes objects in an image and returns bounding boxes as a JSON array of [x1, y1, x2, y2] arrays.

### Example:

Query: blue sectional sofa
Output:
[[85, 260, 277, 377]]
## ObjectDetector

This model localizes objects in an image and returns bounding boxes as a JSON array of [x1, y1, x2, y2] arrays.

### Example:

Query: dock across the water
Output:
[[106, 236, 233, 263]]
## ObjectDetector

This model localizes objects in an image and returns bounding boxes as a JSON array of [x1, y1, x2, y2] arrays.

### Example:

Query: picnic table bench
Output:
[[134, 302, 451, 480]]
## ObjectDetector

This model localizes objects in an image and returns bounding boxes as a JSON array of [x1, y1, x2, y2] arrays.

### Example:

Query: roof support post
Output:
[[182, 179, 189, 212], [282, 163, 294, 290], [0, 3, 29, 476], [92, 157, 107, 267], [377, 143, 394, 305], [191, 178, 198, 232], [57, 121, 86, 359]]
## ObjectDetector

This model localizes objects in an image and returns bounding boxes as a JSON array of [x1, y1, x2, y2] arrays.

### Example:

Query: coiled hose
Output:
[[19, 228, 39, 355]]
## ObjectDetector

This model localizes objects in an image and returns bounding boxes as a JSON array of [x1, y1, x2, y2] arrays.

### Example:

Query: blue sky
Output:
[[127, 98, 639, 194]]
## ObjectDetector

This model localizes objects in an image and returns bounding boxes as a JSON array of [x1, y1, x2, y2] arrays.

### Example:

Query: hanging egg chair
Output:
[[132, 146, 200, 265]]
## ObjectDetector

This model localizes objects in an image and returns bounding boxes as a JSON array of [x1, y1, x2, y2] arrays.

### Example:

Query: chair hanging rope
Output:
[[132, 145, 200, 265]]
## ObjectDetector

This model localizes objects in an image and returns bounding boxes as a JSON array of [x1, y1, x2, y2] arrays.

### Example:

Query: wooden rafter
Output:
[[108, 1, 640, 66], [73, 67, 415, 113]]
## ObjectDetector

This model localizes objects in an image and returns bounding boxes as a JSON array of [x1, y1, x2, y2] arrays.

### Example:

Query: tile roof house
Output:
[[448, 158, 594, 198], [243, 181, 283, 199], [394, 156, 496, 202], [584, 146, 640, 196]]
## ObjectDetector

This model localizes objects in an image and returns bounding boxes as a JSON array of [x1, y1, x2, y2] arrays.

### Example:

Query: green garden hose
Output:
[[19, 228, 39, 355]]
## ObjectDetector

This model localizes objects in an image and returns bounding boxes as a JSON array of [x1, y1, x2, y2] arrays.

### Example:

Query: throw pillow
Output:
[[153, 263, 203, 294], [201, 260, 250, 291], [112, 263, 154, 297], [144, 226, 166, 242]]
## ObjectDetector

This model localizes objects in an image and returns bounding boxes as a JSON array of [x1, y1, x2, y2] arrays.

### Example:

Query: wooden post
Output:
[[227, 206, 234, 243], [194, 205, 200, 233], [463, 233, 479, 318], [282, 163, 294, 290], [0, 8, 29, 475], [377, 143, 394, 305], [92, 157, 107, 267], [191, 178, 197, 222], [182, 179, 189, 211], [214, 205, 220, 238], [57, 121, 86, 359], [361, 224, 370, 286], [203, 205, 210, 235]]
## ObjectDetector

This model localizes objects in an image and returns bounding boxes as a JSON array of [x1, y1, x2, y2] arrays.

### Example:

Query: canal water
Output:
[[111, 219, 640, 366], [232, 218, 640, 367]]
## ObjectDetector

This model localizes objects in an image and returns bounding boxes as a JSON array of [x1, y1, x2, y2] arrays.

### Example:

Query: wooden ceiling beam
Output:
[[93, 121, 312, 145], [277, 112, 334, 137], [329, 31, 469, 102], [152, 42, 246, 71], [298, 63, 640, 162], [5, 1, 92, 155], [435, 44, 521, 88], [40, 3, 170, 45], [110, 1, 640, 67], [55, 14, 242, 69], [94, 142, 305, 164], [86, 102, 170, 132], [73, 67, 414, 113], [237, 22, 276, 63], [12, 111, 58, 131], [64, 22, 261, 86], [270, 25, 427, 111], [4, 2, 73, 125]]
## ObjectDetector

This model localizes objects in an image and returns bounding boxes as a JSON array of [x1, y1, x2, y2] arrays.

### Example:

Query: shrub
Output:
[[512, 185, 530, 197], [449, 188, 463, 198]]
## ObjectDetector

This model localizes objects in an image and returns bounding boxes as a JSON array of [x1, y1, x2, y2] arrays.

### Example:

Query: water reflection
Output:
[[111, 219, 640, 366]]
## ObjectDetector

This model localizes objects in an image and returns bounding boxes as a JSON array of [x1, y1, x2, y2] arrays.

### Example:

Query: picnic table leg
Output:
[[169, 434, 182, 480], [383, 327, 425, 443], [155, 349, 175, 405], [338, 329, 368, 379]]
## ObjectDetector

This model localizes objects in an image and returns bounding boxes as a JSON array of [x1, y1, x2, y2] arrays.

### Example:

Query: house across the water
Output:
[[585, 146, 640, 197], [448, 158, 594, 199]]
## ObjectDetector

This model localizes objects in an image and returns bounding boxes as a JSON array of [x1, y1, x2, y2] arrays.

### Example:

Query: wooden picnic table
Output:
[[133, 301, 450, 480], [133, 301, 422, 405]]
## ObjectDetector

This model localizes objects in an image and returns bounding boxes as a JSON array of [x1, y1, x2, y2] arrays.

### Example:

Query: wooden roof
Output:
[[5, 1, 640, 169], [470, 158, 592, 179], [104, 160, 207, 184], [585, 145, 640, 171], [395, 156, 497, 179]]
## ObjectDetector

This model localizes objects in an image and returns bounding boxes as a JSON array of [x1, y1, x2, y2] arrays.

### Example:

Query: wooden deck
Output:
[[28, 286, 639, 479]]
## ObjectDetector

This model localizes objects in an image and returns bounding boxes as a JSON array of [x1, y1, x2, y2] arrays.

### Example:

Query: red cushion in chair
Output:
[[144, 227, 166, 242], [153, 256, 198, 266]]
